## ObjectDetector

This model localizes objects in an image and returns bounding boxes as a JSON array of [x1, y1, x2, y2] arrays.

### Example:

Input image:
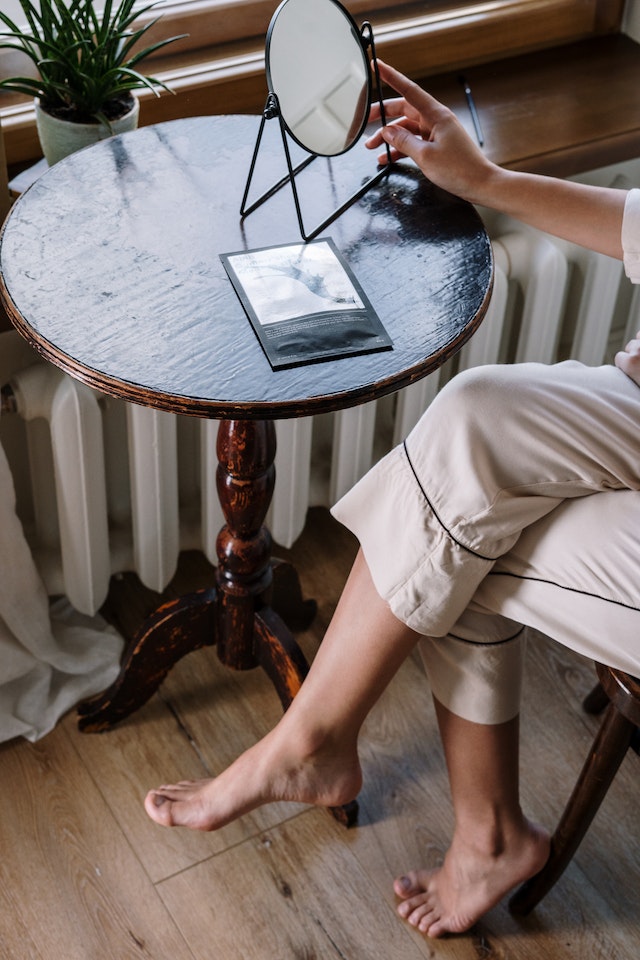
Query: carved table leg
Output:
[[214, 418, 276, 667], [77, 417, 359, 823], [216, 419, 358, 826], [215, 419, 317, 656], [77, 418, 306, 731], [77, 587, 217, 732], [78, 419, 314, 731]]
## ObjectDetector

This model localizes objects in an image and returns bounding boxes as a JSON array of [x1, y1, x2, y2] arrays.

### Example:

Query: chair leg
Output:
[[581, 681, 639, 752], [583, 681, 609, 715], [509, 702, 635, 915]]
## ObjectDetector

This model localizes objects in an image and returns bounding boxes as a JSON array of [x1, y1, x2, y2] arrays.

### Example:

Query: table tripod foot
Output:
[[329, 799, 359, 828], [254, 606, 310, 709], [77, 588, 217, 732], [271, 559, 317, 632], [254, 606, 359, 828]]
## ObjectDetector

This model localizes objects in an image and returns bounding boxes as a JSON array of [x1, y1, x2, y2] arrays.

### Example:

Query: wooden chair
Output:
[[509, 662, 640, 915]]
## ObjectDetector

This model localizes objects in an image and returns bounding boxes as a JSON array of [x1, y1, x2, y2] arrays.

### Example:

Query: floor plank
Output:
[[0, 724, 196, 960], [156, 809, 430, 960], [65, 644, 313, 883], [1, 508, 638, 959], [349, 631, 640, 960]]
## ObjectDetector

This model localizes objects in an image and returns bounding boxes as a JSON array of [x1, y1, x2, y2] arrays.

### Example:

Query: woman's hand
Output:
[[366, 60, 497, 205], [615, 331, 640, 387], [366, 61, 626, 259]]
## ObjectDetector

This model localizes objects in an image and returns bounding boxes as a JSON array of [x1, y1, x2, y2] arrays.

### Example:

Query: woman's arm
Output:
[[367, 61, 626, 261]]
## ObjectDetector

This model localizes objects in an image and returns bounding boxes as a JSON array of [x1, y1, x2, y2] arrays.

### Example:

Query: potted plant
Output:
[[0, 0, 185, 165]]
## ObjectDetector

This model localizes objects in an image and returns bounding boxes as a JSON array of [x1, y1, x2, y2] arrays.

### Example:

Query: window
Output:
[[0, 0, 627, 166], [145, 0, 626, 69]]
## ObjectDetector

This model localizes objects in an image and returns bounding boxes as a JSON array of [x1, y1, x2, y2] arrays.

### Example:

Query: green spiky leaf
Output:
[[0, 0, 186, 121]]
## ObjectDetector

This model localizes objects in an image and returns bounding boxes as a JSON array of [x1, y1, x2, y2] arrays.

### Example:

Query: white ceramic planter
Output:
[[35, 97, 140, 165]]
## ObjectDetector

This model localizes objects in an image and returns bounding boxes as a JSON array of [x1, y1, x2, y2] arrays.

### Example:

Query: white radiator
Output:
[[1, 173, 638, 616]]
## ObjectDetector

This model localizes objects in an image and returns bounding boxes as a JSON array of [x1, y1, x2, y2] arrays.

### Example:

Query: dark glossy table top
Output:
[[0, 115, 492, 419]]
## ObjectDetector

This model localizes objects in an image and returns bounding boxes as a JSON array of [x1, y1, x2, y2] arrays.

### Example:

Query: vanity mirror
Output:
[[240, 0, 391, 241]]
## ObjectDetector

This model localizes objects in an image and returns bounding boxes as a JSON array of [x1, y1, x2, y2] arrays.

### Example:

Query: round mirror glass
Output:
[[266, 0, 371, 157]]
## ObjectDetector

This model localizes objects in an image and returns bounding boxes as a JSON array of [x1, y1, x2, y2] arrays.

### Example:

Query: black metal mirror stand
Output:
[[240, 22, 392, 242]]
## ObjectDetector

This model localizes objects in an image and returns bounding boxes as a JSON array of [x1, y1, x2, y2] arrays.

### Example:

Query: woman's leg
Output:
[[394, 700, 549, 937], [145, 551, 550, 937], [144, 549, 422, 829], [469, 487, 640, 678], [145, 360, 639, 931], [144, 554, 550, 937], [396, 487, 640, 936], [333, 361, 640, 639]]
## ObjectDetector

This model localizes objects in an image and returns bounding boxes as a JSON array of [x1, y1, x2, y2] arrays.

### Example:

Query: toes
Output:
[[394, 874, 445, 937], [144, 790, 174, 826], [157, 780, 198, 795], [413, 901, 442, 935], [423, 919, 446, 939], [397, 893, 425, 918], [419, 913, 440, 936], [394, 870, 426, 899], [398, 897, 438, 932], [394, 874, 415, 898]]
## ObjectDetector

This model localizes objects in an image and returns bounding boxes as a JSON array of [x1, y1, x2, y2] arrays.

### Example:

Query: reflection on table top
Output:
[[0, 115, 492, 419]]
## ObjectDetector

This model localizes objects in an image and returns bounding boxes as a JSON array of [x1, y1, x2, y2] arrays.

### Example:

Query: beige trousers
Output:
[[331, 360, 640, 724]]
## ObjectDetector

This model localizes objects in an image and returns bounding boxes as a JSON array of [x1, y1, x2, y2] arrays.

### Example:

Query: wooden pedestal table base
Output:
[[76, 418, 359, 828]]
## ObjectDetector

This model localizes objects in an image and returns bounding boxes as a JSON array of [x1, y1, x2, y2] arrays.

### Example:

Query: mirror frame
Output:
[[265, 0, 372, 158], [240, 0, 392, 242]]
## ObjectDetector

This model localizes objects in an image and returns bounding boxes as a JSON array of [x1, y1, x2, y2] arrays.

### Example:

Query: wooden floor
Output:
[[0, 508, 637, 960]]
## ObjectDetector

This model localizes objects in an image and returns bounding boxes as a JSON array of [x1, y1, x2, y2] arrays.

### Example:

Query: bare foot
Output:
[[144, 724, 362, 831], [394, 818, 550, 937]]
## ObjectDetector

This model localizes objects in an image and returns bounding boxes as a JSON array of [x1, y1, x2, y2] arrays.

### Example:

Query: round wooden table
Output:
[[0, 116, 492, 821]]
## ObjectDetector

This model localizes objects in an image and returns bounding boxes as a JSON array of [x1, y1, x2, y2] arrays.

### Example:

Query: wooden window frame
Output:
[[0, 0, 627, 166], [138, 0, 625, 65]]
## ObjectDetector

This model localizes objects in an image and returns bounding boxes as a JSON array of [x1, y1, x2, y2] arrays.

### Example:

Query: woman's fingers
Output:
[[368, 96, 409, 125], [365, 116, 420, 151], [376, 61, 448, 127]]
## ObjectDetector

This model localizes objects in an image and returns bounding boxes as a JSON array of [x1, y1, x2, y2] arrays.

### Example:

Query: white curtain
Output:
[[0, 440, 123, 743]]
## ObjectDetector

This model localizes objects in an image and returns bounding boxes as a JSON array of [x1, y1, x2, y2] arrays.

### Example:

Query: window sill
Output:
[[422, 33, 640, 178], [2, 32, 639, 180]]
